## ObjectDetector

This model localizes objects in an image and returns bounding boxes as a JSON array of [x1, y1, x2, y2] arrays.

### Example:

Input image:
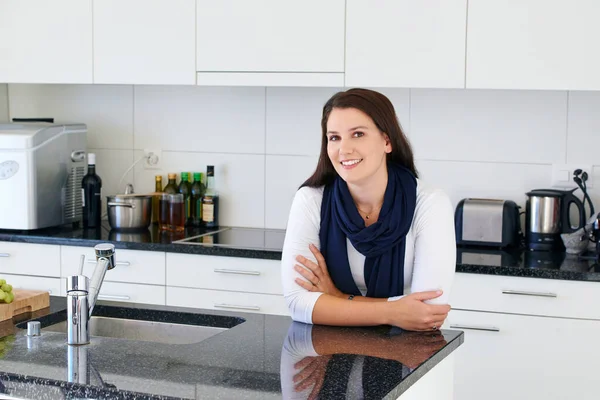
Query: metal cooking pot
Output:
[[106, 194, 152, 230]]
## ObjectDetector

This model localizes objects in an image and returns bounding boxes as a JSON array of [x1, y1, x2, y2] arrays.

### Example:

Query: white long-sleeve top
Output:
[[281, 180, 457, 324]]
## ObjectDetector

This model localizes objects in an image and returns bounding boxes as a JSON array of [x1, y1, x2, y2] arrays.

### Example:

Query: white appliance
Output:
[[0, 122, 87, 230]]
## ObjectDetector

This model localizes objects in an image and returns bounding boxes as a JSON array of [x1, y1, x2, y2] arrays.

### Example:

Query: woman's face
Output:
[[326, 107, 392, 185]]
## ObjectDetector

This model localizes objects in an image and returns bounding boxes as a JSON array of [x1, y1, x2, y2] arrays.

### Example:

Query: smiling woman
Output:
[[281, 88, 456, 332]]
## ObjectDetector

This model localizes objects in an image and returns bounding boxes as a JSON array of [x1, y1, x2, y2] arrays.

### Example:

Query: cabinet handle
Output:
[[501, 290, 557, 298], [88, 259, 130, 267], [214, 303, 261, 311], [213, 268, 261, 276], [0, 253, 10, 257], [98, 294, 130, 301], [450, 324, 500, 332]]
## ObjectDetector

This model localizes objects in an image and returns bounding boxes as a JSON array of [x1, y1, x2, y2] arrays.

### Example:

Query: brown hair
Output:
[[301, 88, 418, 188]]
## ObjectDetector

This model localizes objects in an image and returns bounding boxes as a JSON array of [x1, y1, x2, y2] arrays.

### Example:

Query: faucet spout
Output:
[[88, 244, 116, 317]]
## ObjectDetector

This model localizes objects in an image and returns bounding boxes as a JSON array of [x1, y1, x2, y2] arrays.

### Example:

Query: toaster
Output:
[[454, 198, 522, 248], [0, 122, 87, 230]]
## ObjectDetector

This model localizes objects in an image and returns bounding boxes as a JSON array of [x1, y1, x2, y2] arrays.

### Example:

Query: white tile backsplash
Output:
[[266, 87, 340, 156], [410, 89, 568, 163], [265, 155, 319, 229], [567, 91, 600, 165], [416, 159, 553, 209], [133, 150, 265, 228], [0, 84, 8, 122], [133, 86, 266, 153], [8, 84, 134, 149], [4, 85, 598, 229]]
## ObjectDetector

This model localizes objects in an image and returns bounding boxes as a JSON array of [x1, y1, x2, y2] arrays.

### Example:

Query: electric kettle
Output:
[[525, 189, 586, 251]]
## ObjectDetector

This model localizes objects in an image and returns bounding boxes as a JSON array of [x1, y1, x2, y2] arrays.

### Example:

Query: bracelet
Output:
[[348, 295, 355, 300]]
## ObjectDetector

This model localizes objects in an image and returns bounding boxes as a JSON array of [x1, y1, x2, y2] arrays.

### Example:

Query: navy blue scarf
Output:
[[319, 163, 417, 298]]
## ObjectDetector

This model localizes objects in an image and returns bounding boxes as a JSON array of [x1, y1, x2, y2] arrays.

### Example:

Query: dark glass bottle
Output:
[[190, 172, 206, 227], [201, 166, 219, 228], [152, 175, 163, 224], [82, 153, 102, 229], [163, 173, 178, 194], [178, 172, 192, 225]]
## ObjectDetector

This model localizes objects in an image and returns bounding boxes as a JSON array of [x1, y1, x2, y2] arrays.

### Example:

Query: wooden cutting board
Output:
[[0, 289, 50, 322]]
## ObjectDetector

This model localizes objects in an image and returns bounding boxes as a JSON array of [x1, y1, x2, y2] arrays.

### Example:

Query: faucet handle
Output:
[[94, 243, 116, 270], [67, 275, 89, 293]]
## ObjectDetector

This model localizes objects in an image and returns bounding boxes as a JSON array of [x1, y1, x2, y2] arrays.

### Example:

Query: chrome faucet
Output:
[[66, 243, 116, 345]]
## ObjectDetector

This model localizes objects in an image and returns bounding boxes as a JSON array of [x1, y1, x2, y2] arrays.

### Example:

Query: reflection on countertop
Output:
[[457, 245, 600, 282]]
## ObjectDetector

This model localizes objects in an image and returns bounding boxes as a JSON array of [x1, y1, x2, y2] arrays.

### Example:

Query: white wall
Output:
[[0, 84, 8, 122], [6, 84, 600, 229]]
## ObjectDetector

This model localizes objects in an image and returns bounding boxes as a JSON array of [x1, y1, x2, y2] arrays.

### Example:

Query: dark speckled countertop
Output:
[[0, 297, 463, 400], [1, 222, 600, 282]]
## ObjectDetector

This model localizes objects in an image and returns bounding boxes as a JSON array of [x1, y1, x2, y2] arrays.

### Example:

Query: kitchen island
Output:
[[0, 296, 463, 400]]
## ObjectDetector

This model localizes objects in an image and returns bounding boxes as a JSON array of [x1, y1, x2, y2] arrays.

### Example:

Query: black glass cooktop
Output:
[[175, 227, 287, 251]]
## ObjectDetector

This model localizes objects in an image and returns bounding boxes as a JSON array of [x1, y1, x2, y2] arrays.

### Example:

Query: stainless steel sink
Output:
[[34, 305, 245, 346], [43, 316, 227, 345]]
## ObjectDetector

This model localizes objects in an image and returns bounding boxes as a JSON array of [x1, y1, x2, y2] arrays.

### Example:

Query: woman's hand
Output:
[[387, 291, 451, 331], [294, 244, 345, 298]]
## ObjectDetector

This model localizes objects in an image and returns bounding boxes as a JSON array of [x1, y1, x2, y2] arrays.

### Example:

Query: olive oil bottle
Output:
[[152, 175, 163, 224], [201, 166, 219, 227], [178, 172, 192, 225]]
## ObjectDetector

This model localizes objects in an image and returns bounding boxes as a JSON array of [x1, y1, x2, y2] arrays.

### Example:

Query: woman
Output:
[[281, 88, 456, 331]]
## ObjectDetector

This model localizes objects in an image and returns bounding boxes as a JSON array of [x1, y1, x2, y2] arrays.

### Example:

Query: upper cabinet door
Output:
[[196, 0, 345, 73], [467, 0, 600, 90], [93, 0, 195, 85], [0, 0, 92, 84], [345, 0, 467, 88]]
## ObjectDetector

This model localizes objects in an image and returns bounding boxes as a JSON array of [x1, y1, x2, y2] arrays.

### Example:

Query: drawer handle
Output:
[[501, 290, 557, 298], [0, 253, 10, 257], [98, 294, 131, 301], [450, 324, 500, 332], [88, 259, 131, 267], [214, 303, 261, 311], [213, 268, 261, 276]]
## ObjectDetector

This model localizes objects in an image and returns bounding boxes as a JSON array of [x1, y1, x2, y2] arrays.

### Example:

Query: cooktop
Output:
[[174, 227, 287, 251]]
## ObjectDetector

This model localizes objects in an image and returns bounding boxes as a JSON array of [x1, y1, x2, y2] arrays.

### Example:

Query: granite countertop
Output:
[[1, 222, 600, 282], [0, 297, 463, 400]]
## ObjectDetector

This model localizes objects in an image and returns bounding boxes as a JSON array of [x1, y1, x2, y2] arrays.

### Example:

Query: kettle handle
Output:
[[561, 191, 586, 233]]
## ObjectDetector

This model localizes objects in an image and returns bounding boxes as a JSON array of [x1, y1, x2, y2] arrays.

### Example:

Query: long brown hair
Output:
[[301, 88, 418, 188]]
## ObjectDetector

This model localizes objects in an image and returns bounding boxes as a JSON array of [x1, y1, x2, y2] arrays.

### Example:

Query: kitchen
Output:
[[1, 0, 600, 399]]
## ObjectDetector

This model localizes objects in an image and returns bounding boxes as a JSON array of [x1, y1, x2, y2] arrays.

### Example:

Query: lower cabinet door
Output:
[[445, 309, 600, 400], [166, 286, 289, 316], [1, 273, 61, 295], [60, 279, 165, 306]]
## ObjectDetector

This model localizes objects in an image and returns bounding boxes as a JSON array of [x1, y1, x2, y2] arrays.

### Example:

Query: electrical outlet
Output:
[[143, 149, 162, 170], [551, 164, 593, 189]]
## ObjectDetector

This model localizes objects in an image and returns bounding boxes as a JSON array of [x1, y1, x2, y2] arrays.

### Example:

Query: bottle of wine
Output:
[[163, 173, 178, 194], [178, 172, 192, 225], [82, 153, 102, 229], [190, 172, 206, 227], [201, 166, 219, 228], [152, 175, 163, 224]]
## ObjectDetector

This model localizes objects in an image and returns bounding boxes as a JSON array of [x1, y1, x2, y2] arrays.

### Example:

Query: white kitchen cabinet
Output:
[[93, 0, 195, 85], [166, 286, 288, 316], [167, 253, 282, 295], [0, 243, 60, 277], [60, 279, 165, 306], [445, 309, 600, 400], [0, 0, 92, 84], [195, 0, 345, 87], [467, 0, 600, 90], [0, 273, 61, 295], [451, 273, 600, 320], [345, 0, 467, 88], [61, 246, 166, 286]]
